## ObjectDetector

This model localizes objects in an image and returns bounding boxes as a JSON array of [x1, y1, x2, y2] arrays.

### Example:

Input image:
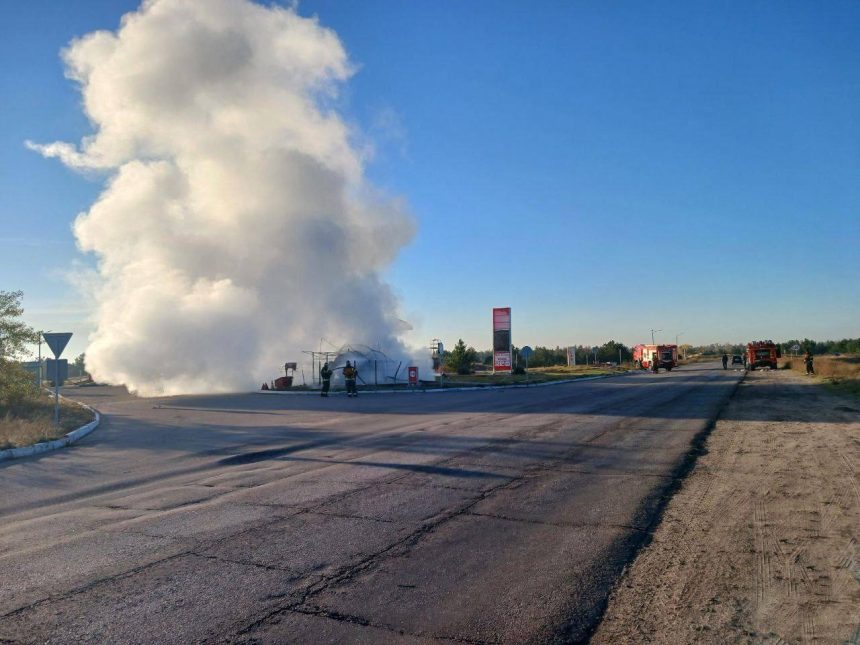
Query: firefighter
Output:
[[320, 362, 332, 397], [651, 352, 659, 373], [343, 360, 358, 397], [722, 353, 729, 370], [804, 351, 814, 375]]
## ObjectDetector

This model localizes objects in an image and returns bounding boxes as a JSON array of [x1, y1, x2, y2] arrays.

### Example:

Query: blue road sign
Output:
[[43, 332, 72, 358]]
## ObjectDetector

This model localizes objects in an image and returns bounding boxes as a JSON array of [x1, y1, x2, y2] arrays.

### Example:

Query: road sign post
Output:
[[42, 332, 72, 425], [521, 346, 533, 385]]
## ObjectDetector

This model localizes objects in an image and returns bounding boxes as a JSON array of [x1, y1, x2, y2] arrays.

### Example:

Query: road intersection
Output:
[[0, 364, 741, 643]]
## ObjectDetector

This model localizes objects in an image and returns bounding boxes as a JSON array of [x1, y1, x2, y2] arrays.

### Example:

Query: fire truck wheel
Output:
[[667, 366, 672, 371]]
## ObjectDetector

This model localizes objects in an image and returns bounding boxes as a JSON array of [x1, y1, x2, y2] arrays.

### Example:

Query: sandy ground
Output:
[[592, 368, 860, 644]]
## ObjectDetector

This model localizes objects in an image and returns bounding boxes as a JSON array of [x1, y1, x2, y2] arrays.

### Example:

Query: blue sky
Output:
[[2, 0, 858, 360]]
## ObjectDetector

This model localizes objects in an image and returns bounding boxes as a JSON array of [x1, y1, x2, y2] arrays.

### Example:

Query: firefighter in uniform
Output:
[[320, 362, 332, 397], [804, 351, 815, 375], [343, 361, 358, 397]]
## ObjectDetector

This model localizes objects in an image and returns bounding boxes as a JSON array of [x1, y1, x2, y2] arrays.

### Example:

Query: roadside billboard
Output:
[[492, 307, 512, 373]]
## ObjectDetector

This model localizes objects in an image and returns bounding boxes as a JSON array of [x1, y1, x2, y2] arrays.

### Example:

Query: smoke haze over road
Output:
[[29, 0, 416, 395]]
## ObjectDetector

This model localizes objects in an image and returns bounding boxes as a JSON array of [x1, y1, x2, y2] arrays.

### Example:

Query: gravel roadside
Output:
[[592, 368, 860, 644]]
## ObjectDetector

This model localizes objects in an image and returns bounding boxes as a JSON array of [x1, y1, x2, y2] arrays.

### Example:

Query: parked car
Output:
[[731, 355, 743, 365]]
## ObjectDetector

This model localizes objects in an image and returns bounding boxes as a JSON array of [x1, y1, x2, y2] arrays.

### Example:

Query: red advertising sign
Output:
[[493, 351, 511, 370], [492, 307, 512, 373], [408, 366, 418, 385]]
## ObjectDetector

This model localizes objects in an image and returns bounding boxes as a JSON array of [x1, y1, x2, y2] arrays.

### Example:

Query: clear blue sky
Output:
[[2, 0, 859, 360]]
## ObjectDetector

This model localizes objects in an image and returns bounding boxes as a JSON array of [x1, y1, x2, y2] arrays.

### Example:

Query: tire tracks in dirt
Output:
[[591, 368, 860, 644]]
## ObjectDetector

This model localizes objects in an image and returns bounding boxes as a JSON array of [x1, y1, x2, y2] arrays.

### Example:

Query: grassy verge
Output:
[[780, 355, 860, 399], [0, 395, 95, 451], [439, 365, 626, 387]]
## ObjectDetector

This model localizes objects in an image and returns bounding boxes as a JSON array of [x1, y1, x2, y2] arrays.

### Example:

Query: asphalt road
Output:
[[0, 363, 743, 644]]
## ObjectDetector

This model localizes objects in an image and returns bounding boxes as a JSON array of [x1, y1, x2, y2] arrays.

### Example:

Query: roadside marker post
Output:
[[42, 332, 72, 425], [521, 346, 533, 385]]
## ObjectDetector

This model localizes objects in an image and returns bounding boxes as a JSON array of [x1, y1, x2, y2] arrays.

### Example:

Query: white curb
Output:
[[0, 395, 101, 462]]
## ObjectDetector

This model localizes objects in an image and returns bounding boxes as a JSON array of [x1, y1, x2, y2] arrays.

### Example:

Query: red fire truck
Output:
[[746, 340, 781, 370], [632, 344, 678, 371]]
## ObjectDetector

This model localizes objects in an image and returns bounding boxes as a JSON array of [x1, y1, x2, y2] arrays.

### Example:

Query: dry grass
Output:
[[443, 364, 623, 386], [0, 397, 95, 450], [678, 354, 716, 363], [781, 355, 860, 398], [529, 364, 630, 375]]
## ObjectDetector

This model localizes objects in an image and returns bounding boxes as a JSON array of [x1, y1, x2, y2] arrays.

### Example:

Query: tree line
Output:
[[778, 338, 860, 355], [445, 339, 633, 373], [6, 287, 857, 384], [688, 338, 860, 356], [447, 336, 860, 374], [0, 290, 91, 414]]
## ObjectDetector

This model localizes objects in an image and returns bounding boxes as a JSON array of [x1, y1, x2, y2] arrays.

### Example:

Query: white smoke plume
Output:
[[29, 0, 416, 396]]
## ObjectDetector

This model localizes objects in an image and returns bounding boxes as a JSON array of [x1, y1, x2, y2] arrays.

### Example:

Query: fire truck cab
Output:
[[632, 344, 678, 371], [746, 340, 781, 370]]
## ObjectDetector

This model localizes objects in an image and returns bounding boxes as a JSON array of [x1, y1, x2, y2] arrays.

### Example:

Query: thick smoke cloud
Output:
[[30, 0, 416, 396]]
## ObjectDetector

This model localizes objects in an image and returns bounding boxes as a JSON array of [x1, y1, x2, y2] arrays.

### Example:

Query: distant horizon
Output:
[[18, 322, 858, 364]]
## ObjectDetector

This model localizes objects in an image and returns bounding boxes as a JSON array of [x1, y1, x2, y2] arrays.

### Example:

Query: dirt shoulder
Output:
[[592, 368, 860, 644]]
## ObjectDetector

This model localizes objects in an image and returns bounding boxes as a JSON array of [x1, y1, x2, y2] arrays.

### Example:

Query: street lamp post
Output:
[[650, 328, 662, 344], [676, 332, 684, 359]]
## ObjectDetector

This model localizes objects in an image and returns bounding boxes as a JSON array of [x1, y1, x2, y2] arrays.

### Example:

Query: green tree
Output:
[[0, 290, 37, 360], [69, 354, 87, 376], [529, 346, 566, 368], [598, 340, 630, 364], [445, 339, 478, 375], [0, 290, 39, 410]]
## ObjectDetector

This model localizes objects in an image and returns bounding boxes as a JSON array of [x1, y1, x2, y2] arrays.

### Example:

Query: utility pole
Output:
[[676, 332, 684, 359], [651, 328, 662, 344], [37, 330, 50, 389]]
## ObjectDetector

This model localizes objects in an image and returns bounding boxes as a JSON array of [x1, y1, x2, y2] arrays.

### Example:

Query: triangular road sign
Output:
[[43, 332, 73, 358]]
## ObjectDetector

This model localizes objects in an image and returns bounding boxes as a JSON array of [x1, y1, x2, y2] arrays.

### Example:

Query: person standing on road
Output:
[[804, 351, 815, 375], [722, 353, 729, 370], [651, 352, 659, 373], [343, 360, 358, 397], [320, 362, 332, 397]]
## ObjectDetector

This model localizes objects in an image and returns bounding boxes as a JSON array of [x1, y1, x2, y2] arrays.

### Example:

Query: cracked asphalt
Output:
[[0, 363, 742, 643]]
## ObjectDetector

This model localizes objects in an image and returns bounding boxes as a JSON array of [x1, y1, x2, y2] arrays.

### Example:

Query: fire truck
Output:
[[746, 340, 781, 370], [632, 344, 678, 371]]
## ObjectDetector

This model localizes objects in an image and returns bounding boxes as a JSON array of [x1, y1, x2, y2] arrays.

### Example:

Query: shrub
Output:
[[0, 361, 40, 413]]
